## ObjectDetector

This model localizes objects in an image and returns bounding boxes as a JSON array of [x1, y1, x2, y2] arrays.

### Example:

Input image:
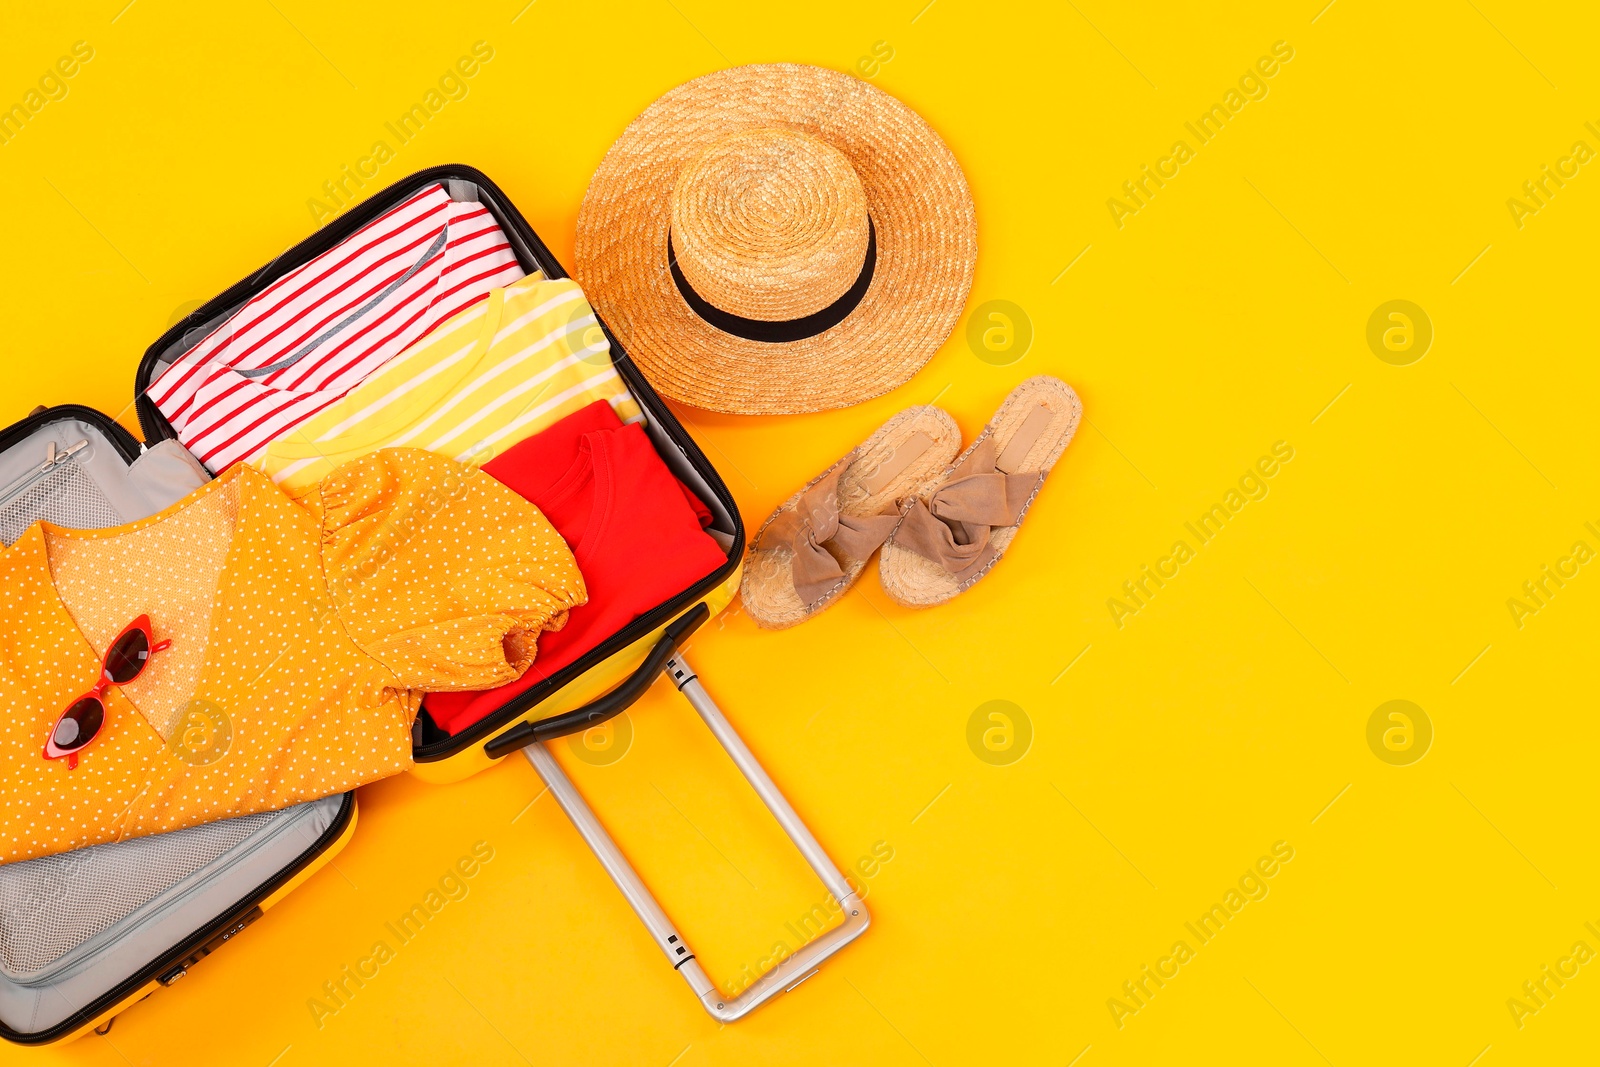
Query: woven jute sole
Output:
[[879, 377, 1082, 608], [741, 406, 961, 629]]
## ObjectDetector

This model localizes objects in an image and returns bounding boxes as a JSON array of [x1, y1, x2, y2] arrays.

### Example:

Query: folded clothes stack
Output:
[[2, 180, 725, 866]]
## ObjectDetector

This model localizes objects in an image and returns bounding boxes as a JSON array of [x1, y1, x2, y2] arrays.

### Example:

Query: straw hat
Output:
[[575, 64, 976, 415]]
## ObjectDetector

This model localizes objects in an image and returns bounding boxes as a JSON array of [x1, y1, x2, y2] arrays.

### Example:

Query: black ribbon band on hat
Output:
[[667, 219, 876, 344]]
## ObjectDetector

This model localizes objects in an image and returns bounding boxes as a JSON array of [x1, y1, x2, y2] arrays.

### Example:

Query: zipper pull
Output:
[[40, 439, 89, 471]]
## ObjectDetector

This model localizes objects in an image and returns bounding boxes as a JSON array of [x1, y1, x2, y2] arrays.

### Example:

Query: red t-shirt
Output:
[[424, 401, 726, 735]]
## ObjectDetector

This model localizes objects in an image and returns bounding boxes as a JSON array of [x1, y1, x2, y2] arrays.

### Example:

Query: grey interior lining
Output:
[[127, 439, 211, 500], [0, 415, 341, 1039], [0, 812, 278, 979], [0, 421, 162, 542], [0, 796, 341, 1034], [0, 462, 121, 547]]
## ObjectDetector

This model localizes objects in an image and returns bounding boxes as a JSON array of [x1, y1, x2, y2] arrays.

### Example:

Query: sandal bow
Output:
[[758, 460, 899, 605], [893, 439, 1043, 581]]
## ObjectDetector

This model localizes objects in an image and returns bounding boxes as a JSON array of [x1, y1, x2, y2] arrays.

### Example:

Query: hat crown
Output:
[[669, 128, 870, 322]]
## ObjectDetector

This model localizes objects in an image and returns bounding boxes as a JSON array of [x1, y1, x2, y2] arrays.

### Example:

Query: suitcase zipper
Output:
[[0, 791, 355, 1046], [0, 440, 89, 508], [3, 800, 337, 988], [155, 905, 263, 986]]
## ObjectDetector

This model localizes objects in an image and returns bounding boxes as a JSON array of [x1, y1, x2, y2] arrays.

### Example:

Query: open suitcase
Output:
[[2, 166, 867, 1045]]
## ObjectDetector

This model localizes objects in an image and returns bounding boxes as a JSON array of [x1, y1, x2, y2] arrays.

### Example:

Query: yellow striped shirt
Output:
[[257, 277, 641, 493]]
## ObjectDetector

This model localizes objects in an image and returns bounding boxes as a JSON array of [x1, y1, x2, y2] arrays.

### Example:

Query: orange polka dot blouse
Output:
[[0, 448, 585, 863]]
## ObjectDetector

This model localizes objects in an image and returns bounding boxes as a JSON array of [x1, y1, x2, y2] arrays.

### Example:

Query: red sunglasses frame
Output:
[[44, 614, 171, 770]]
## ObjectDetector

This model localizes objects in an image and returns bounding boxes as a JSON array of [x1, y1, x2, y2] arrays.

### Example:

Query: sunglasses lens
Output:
[[104, 629, 151, 684], [55, 698, 104, 752]]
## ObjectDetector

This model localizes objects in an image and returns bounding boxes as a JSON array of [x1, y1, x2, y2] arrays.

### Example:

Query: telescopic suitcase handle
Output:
[[506, 604, 871, 1021]]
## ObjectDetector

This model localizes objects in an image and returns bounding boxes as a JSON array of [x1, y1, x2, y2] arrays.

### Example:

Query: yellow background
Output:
[[2, 0, 1598, 1063]]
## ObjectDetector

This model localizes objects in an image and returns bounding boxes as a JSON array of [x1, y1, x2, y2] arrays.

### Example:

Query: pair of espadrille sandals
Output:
[[740, 376, 1081, 629]]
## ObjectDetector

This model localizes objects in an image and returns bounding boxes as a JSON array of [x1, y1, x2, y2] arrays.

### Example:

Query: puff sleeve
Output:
[[306, 448, 587, 692]]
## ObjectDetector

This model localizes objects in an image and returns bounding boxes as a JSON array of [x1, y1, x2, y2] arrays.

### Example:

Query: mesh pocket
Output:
[[0, 461, 122, 546], [0, 811, 282, 976]]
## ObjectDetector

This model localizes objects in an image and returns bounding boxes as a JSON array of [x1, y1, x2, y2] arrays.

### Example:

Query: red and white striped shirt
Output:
[[147, 184, 526, 472]]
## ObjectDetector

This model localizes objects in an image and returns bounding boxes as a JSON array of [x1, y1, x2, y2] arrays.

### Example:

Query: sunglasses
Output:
[[44, 614, 171, 770]]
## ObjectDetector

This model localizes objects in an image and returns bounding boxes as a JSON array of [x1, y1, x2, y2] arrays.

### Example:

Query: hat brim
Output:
[[575, 64, 977, 415]]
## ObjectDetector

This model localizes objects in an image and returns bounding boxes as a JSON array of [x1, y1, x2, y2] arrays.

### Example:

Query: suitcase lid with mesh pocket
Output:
[[0, 404, 357, 1046]]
